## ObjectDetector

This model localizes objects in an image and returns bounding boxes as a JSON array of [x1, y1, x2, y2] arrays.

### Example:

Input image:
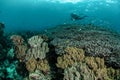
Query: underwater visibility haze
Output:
[[0, 0, 120, 80], [0, 0, 120, 32]]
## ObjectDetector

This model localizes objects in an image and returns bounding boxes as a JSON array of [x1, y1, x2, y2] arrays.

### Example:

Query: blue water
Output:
[[0, 0, 120, 32]]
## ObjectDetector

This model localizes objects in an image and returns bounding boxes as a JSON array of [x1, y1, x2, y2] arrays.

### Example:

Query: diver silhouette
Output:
[[70, 13, 87, 21]]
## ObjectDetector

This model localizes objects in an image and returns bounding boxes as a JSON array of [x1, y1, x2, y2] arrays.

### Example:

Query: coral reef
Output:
[[1, 23, 120, 80], [11, 35, 51, 80], [47, 24, 120, 68], [56, 47, 120, 80]]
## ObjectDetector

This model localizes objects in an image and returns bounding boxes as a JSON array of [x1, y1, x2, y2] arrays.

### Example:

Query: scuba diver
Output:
[[70, 13, 87, 21]]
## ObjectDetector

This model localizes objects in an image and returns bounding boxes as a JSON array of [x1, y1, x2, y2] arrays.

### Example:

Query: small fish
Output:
[[70, 13, 87, 21]]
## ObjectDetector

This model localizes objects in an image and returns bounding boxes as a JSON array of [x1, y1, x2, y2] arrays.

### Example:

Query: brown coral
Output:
[[26, 58, 50, 73], [107, 68, 120, 80], [56, 47, 85, 69], [56, 47, 120, 80], [37, 59, 50, 73], [10, 35, 28, 62], [85, 57, 105, 72], [11, 35, 50, 74], [65, 47, 85, 62], [14, 44, 28, 62], [10, 35, 25, 45], [26, 58, 37, 72]]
